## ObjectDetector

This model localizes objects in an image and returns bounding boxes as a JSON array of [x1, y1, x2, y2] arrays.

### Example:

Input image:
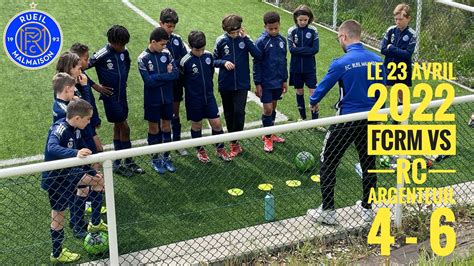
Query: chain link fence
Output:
[[0, 96, 472, 264], [266, 0, 473, 87]]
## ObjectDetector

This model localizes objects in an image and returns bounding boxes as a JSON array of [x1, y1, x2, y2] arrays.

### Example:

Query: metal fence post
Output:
[[414, 0, 423, 62], [103, 159, 119, 265], [333, 0, 338, 30]]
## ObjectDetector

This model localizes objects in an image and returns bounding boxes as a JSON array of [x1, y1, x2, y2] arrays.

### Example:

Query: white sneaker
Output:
[[357, 201, 375, 222], [177, 148, 188, 156], [306, 205, 337, 225]]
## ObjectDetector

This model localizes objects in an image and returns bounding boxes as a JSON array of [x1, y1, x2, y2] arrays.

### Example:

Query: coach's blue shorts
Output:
[[186, 98, 220, 122], [144, 103, 173, 122], [261, 88, 283, 104], [289, 72, 317, 89], [46, 168, 85, 211], [102, 97, 128, 123]]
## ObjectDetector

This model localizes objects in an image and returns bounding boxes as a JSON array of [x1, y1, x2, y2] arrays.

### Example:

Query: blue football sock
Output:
[[148, 133, 160, 160], [50, 228, 64, 258], [191, 129, 203, 150], [69, 195, 87, 229], [262, 114, 273, 127], [296, 94, 306, 120], [113, 140, 121, 167], [121, 141, 132, 164], [89, 190, 103, 226], [162, 131, 172, 158], [212, 130, 224, 149], [172, 117, 181, 141], [271, 110, 276, 123], [311, 110, 319, 119]]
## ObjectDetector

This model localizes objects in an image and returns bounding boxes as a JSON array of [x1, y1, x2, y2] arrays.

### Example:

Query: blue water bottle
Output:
[[264, 192, 275, 221]]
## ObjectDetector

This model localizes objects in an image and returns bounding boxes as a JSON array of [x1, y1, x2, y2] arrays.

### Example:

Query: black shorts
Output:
[[103, 97, 128, 123], [186, 98, 220, 122], [144, 103, 174, 122], [173, 74, 185, 102], [261, 88, 283, 104], [289, 72, 317, 89], [46, 168, 85, 211]]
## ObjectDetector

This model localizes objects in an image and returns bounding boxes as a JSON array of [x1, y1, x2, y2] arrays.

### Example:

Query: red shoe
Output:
[[230, 143, 243, 158], [197, 149, 211, 163], [263, 136, 273, 152], [216, 148, 232, 161], [271, 134, 285, 143]]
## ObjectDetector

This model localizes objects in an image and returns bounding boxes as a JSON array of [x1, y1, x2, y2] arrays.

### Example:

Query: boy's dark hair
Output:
[[293, 5, 314, 24], [188, 31, 206, 49], [53, 72, 76, 94], [66, 99, 93, 119], [150, 27, 170, 42], [107, 25, 130, 45], [70, 43, 89, 57], [222, 14, 242, 32], [56, 52, 80, 74], [160, 8, 179, 24], [263, 11, 280, 25]]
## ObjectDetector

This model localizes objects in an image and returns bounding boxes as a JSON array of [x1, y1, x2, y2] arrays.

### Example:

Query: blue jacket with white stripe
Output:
[[41, 118, 96, 190], [88, 44, 131, 101], [52, 98, 68, 122], [138, 48, 178, 106], [180, 51, 216, 106], [213, 33, 262, 91], [287, 25, 319, 73], [253, 31, 288, 89], [380, 25, 416, 86], [167, 34, 188, 63], [310, 43, 386, 115]]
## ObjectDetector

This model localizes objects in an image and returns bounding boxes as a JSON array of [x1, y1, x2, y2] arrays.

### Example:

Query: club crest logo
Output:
[[3, 2, 62, 70]]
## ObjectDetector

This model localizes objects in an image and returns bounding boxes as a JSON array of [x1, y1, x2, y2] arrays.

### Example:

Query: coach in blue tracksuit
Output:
[[307, 20, 386, 225]]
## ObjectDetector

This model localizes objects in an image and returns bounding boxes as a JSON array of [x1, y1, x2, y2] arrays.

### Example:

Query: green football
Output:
[[294, 151, 315, 172], [84, 232, 109, 255]]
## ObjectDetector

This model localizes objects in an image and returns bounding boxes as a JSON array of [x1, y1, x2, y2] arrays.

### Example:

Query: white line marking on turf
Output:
[[0, 0, 290, 168]]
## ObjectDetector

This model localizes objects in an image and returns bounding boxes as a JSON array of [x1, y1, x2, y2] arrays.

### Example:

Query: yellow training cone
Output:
[[227, 188, 244, 196]]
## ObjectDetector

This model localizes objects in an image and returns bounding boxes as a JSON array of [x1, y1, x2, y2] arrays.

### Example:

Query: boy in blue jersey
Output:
[[42, 99, 106, 263], [52, 73, 76, 122], [307, 20, 385, 225], [56, 52, 97, 153], [88, 25, 144, 177], [159, 8, 189, 156], [253, 12, 288, 153], [138, 27, 179, 174], [381, 3, 416, 106], [180, 31, 231, 163], [287, 5, 319, 121], [214, 14, 262, 158], [71, 43, 111, 153]]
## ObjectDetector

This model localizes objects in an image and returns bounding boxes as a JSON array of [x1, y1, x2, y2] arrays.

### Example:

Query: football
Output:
[[294, 151, 315, 172], [84, 232, 109, 255]]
